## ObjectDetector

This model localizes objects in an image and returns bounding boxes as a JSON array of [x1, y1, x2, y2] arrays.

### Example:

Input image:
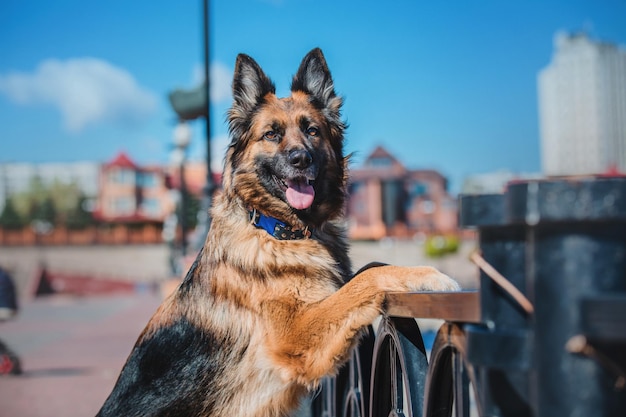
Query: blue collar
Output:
[[248, 209, 311, 240]]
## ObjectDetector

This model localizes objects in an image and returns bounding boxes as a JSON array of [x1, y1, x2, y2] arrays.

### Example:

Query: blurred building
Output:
[[347, 146, 457, 240], [538, 32, 626, 176]]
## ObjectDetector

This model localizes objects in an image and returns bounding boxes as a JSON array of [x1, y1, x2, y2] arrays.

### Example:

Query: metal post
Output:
[[193, 0, 216, 251], [167, 1, 215, 252], [179, 160, 187, 256], [172, 122, 192, 260]]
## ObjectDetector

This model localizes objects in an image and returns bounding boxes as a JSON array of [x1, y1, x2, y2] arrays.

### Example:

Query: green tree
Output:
[[424, 234, 460, 258], [31, 196, 57, 225], [0, 198, 25, 229], [12, 176, 86, 227], [13, 175, 47, 217], [49, 178, 83, 214], [65, 194, 95, 230]]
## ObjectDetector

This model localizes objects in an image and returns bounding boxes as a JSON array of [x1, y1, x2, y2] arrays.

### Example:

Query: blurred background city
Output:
[[1, 1, 625, 416]]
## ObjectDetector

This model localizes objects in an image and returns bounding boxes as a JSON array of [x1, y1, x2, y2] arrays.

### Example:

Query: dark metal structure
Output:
[[313, 177, 626, 416], [168, 0, 216, 253]]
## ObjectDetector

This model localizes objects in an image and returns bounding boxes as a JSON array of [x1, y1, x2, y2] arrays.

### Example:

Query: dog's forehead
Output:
[[265, 91, 312, 110], [256, 91, 323, 125]]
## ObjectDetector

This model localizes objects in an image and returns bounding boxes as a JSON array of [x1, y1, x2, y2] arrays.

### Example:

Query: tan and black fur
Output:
[[97, 48, 459, 417]]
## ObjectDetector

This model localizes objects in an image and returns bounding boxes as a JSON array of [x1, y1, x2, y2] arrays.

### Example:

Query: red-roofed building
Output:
[[347, 146, 457, 239], [95, 152, 171, 222], [103, 152, 138, 170]]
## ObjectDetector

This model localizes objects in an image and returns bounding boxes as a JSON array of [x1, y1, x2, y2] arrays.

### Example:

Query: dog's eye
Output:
[[264, 130, 278, 141], [306, 127, 319, 137]]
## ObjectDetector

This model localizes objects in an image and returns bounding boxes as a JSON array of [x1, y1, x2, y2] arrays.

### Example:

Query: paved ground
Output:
[[0, 241, 478, 416], [0, 293, 162, 417], [0, 244, 172, 299]]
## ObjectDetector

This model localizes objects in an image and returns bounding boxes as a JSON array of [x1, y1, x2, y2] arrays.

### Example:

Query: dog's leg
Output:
[[267, 265, 459, 386]]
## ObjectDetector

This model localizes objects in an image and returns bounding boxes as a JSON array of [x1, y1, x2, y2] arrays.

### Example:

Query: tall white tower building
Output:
[[538, 32, 626, 176]]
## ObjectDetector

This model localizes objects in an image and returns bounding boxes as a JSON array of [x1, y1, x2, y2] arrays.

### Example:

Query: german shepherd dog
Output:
[[97, 48, 459, 417]]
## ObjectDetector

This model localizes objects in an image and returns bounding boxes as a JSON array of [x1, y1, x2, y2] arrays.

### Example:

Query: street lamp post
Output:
[[167, 0, 214, 252], [172, 122, 191, 257], [196, 0, 216, 250]]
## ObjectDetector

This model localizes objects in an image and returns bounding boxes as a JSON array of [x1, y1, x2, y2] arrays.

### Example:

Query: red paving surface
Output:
[[0, 292, 163, 417]]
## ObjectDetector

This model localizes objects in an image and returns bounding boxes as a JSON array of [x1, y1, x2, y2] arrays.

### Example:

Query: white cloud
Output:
[[0, 58, 158, 133], [192, 61, 232, 104]]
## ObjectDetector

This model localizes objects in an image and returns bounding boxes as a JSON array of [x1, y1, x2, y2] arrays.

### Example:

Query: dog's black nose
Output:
[[288, 149, 313, 169]]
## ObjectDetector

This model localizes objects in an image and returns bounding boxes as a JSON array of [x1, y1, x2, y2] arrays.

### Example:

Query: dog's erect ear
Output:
[[232, 53, 275, 113], [291, 48, 337, 107]]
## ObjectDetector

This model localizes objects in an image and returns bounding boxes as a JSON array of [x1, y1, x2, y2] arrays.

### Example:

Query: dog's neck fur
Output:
[[202, 192, 352, 283]]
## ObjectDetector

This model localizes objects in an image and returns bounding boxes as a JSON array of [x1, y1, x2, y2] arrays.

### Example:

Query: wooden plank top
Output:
[[384, 291, 481, 323]]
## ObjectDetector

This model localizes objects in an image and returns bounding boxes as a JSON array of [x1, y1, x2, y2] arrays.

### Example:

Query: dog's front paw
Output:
[[405, 266, 461, 292]]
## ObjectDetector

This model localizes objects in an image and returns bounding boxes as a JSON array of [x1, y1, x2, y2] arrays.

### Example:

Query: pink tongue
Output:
[[285, 179, 315, 210]]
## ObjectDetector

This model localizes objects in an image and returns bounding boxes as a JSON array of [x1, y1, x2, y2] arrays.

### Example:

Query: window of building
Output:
[[141, 198, 161, 216], [381, 180, 407, 226], [366, 156, 393, 168], [138, 172, 159, 188], [108, 168, 135, 185], [410, 182, 428, 197], [110, 197, 135, 216]]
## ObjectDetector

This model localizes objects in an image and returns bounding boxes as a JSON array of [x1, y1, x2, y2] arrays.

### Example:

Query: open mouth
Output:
[[274, 175, 316, 210]]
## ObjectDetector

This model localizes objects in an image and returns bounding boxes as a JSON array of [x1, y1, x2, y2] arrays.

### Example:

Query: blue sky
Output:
[[1, 0, 625, 193]]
